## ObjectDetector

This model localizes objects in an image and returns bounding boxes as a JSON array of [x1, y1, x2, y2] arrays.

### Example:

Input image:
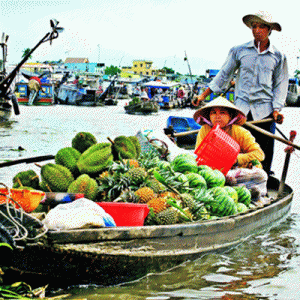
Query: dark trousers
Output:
[[246, 112, 276, 175]]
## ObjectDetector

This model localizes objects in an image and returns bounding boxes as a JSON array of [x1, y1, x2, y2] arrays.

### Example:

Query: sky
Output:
[[1, 0, 300, 76]]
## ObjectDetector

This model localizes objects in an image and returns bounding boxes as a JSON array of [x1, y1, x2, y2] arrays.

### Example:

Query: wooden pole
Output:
[[243, 122, 300, 151], [278, 131, 297, 197], [0, 155, 54, 168]]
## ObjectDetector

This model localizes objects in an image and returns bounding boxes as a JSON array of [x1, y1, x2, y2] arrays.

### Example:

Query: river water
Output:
[[0, 102, 299, 300]]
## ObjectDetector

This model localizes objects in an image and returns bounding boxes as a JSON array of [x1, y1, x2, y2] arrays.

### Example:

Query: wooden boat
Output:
[[165, 116, 201, 146], [285, 78, 300, 107], [15, 81, 55, 106], [124, 98, 159, 115], [7, 175, 293, 287], [56, 84, 102, 106], [3, 126, 295, 288], [0, 19, 63, 120], [142, 81, 183, 109]]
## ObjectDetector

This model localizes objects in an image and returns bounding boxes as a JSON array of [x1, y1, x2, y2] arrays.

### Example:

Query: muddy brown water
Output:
[[1, 103, 299, 299]]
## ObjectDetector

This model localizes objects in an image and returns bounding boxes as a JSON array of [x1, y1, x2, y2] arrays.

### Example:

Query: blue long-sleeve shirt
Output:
[[209, 40, 289, 120]]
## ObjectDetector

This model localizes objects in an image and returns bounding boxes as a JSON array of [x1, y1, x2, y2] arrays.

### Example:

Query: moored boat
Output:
[[124, 98, 159, 114], [285, 78, 300, 107], [15, 81, 55, 106], [165, 116, 201, 146]]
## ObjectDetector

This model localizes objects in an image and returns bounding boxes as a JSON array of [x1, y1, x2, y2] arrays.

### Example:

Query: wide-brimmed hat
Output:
[[193, 96, 246, 126], [243, 12, 281, 32]]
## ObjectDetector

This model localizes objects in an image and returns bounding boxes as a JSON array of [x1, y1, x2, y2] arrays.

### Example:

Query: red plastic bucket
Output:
[[97, 202, 150, 226], [194, 124, 240, 175]]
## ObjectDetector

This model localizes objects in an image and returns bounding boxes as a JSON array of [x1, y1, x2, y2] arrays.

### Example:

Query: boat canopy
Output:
[[142, 81, 180, 89]]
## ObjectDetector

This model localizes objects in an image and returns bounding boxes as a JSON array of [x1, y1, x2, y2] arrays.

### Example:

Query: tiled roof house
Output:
[[64, 58, 89, 64]]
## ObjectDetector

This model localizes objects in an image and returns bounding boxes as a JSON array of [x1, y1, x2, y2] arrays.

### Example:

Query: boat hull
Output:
[[9, 177, 293, 287], [57, 85, 102, 106], [15, 82, 54, 106], [0, 100, 12, 121]]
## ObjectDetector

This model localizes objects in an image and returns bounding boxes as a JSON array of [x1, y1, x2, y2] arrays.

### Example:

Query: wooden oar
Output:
[[278, 131, 297, 197], [0, 155, 55, 168], [167, 118, 300, 151], [243, 122, 300, 151]]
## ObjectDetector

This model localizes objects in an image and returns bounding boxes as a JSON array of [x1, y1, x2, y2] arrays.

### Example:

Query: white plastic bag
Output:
[[226, 167, 268, 197], [43, 198, 116, 231]]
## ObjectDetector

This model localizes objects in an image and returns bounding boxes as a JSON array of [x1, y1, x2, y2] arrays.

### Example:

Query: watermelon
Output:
[[197, 165, 212, 172], [185, 173, 207, 190], [223, 186, 238, 203], [171, 153, 198, 173], [236, 202, 248, 214], [157, 160, 172, 171], [233, 185, 252, 207], [207, 186, 238, 217], [199, 168, 225, 188]]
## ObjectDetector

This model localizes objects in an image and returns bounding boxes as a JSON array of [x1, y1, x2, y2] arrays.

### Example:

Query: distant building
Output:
[[121, 60, 166, 77], [64, 57, 104, 74]]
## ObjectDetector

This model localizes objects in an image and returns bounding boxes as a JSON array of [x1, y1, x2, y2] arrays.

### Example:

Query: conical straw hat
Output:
[[193, 96, 246, 126]]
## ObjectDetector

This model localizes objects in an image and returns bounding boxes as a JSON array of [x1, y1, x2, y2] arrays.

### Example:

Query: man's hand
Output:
[[273, 111, 284, 124], [192, 94, 206, 107]]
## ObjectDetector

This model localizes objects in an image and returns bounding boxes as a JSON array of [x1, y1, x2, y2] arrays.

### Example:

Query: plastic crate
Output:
[[194, 124, 240, 175], [97, 202, 150, 227]]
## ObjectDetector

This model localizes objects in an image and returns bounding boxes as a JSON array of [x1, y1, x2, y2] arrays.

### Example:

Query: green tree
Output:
[[22, 48, 32, 60], [104, 65, 121, 76], [163, 67, 175, 74]]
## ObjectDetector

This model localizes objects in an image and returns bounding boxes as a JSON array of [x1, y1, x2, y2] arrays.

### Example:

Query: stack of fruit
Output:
[[10, 132, 253, 225]]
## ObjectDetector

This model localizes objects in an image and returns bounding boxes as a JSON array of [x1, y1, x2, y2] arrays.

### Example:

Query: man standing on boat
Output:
[[193, 12, 289, 175]]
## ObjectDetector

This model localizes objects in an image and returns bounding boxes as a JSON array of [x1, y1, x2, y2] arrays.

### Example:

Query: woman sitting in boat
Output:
[[193, 96, 265, 169]]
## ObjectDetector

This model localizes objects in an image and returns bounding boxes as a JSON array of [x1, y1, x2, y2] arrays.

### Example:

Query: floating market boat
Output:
[[2, 127, 295, 288], [285, 78, 300, 107], [142, 81, 183, 109], [15, 81, 55, 106], [0, 19, 63, 119], [165, 116, 201, 146], [124, 98, 159, 114], [4, 176, 293, 287]]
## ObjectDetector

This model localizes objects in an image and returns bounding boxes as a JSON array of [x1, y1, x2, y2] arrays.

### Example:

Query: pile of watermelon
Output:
[[155, 153, 252, 219]]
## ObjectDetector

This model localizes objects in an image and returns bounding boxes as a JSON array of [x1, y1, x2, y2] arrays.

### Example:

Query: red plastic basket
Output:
[[97, 202, 150, 227], [194, 124, 240, 175]]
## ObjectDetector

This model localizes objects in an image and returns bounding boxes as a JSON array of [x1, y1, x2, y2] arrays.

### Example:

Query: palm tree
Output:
[[22, 48, 32, 60]]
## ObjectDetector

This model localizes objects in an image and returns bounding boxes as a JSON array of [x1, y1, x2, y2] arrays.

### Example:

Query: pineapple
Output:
[[180, 193, 197, 211], [147, 197, 168, 214], [115, 189, 139, 203], [125, 167, 147, 185], [124, 159, 139, 168], [135, 186, 155, 203], [160, 191, 180, 200], [98, 170, 110, 181], [146, 178, 166, 194], [156, 207, 178, 225], [97, 172, 131, 201]]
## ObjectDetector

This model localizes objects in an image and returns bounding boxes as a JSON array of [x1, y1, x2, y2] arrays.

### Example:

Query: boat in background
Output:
[[286, 78, 300, 107], [142, 81, 183, 109], [165, 116, 201, 147], [15, 80, 55, 106], [124, 97, 159, 114]]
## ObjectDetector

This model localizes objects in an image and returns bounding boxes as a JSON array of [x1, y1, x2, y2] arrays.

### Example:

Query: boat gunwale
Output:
[[48, 178, 293, 245]]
